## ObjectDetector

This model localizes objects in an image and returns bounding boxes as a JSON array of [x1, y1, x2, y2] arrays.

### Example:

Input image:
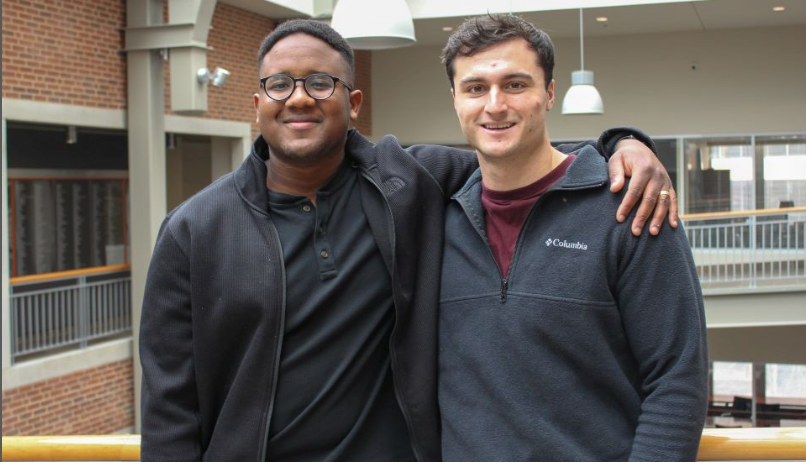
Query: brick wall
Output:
[[1, 0, 127, 108], [170, 4, 374, 136], [164, 2, 275, 129], [2, 359, 134, 436], [2, 0, 372, 135]]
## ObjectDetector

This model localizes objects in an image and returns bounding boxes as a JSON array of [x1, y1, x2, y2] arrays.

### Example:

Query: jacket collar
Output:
[[234, 129, 376, 215]]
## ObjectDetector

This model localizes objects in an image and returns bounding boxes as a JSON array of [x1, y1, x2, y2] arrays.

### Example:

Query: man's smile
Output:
[[282, 116, 321, 130], [480, 122, 516, 131]]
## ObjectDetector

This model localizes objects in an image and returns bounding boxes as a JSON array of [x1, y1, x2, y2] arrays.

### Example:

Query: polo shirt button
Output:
[[320, 250, 329, 259], [302, 205, 311, 213]]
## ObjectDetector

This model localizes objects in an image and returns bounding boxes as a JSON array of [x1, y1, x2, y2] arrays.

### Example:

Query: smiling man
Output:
[[438, 15, 709, 461], [139, 19, 681, 461]]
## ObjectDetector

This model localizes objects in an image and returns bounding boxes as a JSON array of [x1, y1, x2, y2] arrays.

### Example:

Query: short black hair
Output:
[[256, 19, 355, 83], [441, 14, 554, 89]]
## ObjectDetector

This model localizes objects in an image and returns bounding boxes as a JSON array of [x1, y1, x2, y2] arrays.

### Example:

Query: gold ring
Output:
[[659, 190, 670, 198]]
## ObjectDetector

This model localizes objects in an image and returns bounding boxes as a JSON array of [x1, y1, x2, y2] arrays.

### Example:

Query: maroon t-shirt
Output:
[[481, 155, 576, 278]]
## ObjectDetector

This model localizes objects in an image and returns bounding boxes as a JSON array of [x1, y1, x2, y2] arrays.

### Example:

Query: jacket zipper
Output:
[[360, 170, 425, 462], [455, 198, 509, 303], [457, 179, 607, 305], [257, 219, 287, 461]]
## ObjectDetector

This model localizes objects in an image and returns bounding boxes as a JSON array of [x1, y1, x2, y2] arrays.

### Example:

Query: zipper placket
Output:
[[257, 218, 287, 461], [455, 197, 508, 302], [359, 170, 426, 462], [458, 180, 607, 304]]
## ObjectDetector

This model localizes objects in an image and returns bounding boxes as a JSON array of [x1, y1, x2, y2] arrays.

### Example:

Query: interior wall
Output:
[[166, 142, 184, 211], [166, 136, 213, 211], [372, 25, 806, 144], [708, 325, 806, 365]]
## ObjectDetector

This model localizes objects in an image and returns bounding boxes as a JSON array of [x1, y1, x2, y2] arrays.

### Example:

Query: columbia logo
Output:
[[545, 237, 589, 251]]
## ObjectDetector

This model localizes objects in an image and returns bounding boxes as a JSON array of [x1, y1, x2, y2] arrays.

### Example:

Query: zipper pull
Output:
[[500, 278, 508, 303]]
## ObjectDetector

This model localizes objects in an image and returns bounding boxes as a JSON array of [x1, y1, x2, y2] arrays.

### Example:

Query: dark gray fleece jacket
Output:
[[439, 145, 708, 461]]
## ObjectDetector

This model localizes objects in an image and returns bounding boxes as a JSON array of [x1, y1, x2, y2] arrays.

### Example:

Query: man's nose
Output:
[[285, 82, 315, 107], [485, 88, 507, 113]]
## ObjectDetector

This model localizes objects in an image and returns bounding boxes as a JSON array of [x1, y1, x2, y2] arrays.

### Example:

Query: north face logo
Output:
[[545, 237, 589, 251], [382, 177, 405, 195]]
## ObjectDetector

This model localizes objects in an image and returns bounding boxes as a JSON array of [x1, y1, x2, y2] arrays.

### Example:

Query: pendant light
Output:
[[562, 8, 604, 115], [330, 0, 416, 50]]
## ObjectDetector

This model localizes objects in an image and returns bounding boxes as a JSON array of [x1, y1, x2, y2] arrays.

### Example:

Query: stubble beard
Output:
[[266, 135, 344, 167]]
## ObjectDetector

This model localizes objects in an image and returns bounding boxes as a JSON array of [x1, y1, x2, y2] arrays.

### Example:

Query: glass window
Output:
[[684, 137, 753, 213], [712, 361, 753, 399], [6, 122, 130, 278], [9, 178, 129, 277], [766, 363, 806, 404], [757, 135, 806, 210], [654, 138, 678, 192]]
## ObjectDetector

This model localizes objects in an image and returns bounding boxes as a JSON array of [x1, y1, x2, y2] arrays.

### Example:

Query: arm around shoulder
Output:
[[404, 143, 479, 199]]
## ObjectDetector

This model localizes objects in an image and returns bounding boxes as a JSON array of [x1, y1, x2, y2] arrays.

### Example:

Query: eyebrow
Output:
[[267, 71, 327, 77], [458, 72, 536, 86]]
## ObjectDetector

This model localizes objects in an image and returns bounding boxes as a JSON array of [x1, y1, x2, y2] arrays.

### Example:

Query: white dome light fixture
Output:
[[562, 9, 604, 115], [330, 0, 416, 50]]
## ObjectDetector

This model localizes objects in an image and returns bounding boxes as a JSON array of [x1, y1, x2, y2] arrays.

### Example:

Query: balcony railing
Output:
[[9, 265, 132, 364], [5, 209, 804, 365], [2, 429, 806, 461], [682, 207, 806, 290]]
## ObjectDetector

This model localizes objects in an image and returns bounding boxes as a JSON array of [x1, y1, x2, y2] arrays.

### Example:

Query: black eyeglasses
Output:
[[259, 73, 353, 101]]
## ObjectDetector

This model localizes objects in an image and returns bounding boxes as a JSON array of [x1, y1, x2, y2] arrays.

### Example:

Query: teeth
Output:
[[484, 123, 513, 129]]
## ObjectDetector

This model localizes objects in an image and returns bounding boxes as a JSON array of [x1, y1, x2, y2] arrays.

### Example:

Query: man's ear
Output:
[[546, 79, 555, 111], [349, 89, 363, 121], [253, 93, 260, 123]]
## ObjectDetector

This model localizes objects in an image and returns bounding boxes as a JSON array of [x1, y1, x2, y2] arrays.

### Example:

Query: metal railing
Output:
[[4, 209, 804, 364], [2, 428, 806, 461], [9, 265, 132, 364], [682, 207, 806, 290]]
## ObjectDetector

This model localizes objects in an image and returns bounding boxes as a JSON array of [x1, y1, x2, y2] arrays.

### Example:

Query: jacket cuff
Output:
[[597, 127, 658, 159]]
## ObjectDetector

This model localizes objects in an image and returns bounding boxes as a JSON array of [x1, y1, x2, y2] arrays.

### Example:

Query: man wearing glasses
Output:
[[139, 19, 675, 461]]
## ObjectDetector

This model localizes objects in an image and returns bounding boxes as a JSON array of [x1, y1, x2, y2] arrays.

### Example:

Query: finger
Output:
[[668, 188, 680, 228], [649, 192, 671, 236], [609, 154, 626, 194], [630, 192, 658, 236], [616, 183, 642, 224], [629, 172, 662, 236], [616, 163, 649, 223]]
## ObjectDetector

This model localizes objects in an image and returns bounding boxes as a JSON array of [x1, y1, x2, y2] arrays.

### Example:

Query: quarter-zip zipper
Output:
[[359, 169, 426, 462], [456, 179, 607, 304], [455, 196, 508, 302], [257, 218, 287, 461]]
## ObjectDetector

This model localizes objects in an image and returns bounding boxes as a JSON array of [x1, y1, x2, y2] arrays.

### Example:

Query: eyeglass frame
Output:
[[259, 73, 354, 102]]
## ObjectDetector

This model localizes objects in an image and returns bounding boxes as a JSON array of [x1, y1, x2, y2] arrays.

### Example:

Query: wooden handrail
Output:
[[699, 427, 806, 460], [2, 428, 805, 461], [681, 206, 806, 221], [1, 435, 140, 461], [9, 264, 132, 285]]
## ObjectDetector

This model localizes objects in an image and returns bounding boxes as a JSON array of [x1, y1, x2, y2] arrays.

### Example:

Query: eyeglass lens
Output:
[[264, 74, 336, 101]]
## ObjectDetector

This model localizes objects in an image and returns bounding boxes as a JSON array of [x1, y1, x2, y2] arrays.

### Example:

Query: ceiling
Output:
[[219, 0, 806, 46]]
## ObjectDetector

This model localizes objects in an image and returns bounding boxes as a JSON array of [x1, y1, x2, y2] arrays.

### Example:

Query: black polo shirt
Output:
[[265, 159, 414, 461]]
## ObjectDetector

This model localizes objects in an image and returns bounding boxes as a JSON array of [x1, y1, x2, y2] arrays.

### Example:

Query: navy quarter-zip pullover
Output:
[[439, 145, 708, 461]]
